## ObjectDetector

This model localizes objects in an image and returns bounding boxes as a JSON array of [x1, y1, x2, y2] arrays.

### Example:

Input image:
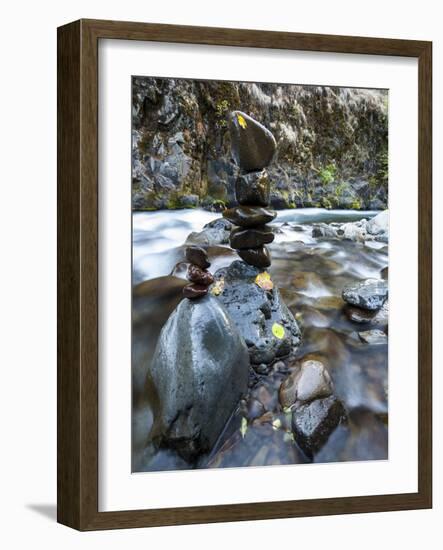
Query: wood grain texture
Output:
[[57, 19, 432, 531]]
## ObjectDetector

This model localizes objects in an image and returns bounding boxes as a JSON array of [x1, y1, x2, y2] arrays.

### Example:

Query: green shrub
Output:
[[319, 163, 337, 185]]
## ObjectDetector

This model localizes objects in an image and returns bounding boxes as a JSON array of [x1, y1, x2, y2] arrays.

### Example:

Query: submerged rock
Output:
[[213, 260, 301, 365], [148, 294, 249, 461], [279, 360, 333, 410], [292, 395, 345, 456], [342, 279, 388, 311], [229, 111, 277, 172]]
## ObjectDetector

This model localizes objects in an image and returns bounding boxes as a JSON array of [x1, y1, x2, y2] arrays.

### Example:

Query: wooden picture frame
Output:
[[57, 19, 432, 530]]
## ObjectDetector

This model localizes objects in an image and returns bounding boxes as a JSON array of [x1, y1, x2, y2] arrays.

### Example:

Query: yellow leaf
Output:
[[272, 322, 285, 340], [255, 271, 274, 291], [211, 277, 225, 296], [240, 417, 248, 439], [272, 418, 282, 430], [237, 113, 247, 129]]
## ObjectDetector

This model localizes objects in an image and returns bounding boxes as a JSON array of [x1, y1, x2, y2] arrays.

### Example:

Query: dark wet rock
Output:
[[344, 301, 389, 326], [235, 170, 271, 206], [229, 111, 277, 172], [381, 266, 388, 280], [342, 279, 388, 311], [230, 226, 274, 249], [223, 205, 277, 228], [237, 246, 271, 268], [213, 261, 301, 365], [185, 245, 210, 269], [183, 283, 208, 299], [187, 265, 214, 286], [148, 294, 249, 461], [292, 395, 345, 456], [279, 360, 333, 410], [358, 329, 388, 345]]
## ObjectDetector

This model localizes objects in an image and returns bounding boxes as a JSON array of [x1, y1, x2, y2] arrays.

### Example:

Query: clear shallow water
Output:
[[132, 207, 388, 471]]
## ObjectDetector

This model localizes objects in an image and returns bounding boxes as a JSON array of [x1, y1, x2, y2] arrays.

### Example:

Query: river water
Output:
[[132, 208, 388, 471]]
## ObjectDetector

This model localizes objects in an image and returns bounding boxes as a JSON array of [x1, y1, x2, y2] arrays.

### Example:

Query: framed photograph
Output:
[[57, 19, 432, 530]]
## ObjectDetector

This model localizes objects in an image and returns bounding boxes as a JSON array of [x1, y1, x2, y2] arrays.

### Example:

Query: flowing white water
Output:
[[132, 208, 379, 282]]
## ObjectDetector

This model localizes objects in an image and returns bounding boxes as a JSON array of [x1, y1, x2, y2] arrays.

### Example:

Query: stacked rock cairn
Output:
[[183, 245, 214, 299], [222, 111, 277, 268]]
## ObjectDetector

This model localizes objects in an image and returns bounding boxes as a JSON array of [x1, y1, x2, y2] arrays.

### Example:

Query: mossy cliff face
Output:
[[132, 77, 388, 211]]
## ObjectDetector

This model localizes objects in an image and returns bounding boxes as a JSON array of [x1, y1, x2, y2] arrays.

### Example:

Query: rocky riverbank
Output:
[[132, 78, 388, 212], [132, 208, 388, 471]]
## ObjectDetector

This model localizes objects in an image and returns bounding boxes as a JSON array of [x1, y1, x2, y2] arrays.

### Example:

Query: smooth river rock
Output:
[[292, 395, 345, 457], [230, 226, 275, 249], [148, 294, 249, 461], [185, 245, 210, 269], [279, 360, 333, 410], [223, 205, 277, 228], [187, 265, 214, 286], [237, 246, 271, 268], [229, 111, 277, 172], [213, 261, 301, 365], [235, 170, 271, 206], [342, 279, 388, 311], [183, 283, 209, 299]]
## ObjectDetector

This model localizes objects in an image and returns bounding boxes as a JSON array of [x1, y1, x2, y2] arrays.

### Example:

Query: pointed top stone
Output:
[[229, 111, 277, 172]]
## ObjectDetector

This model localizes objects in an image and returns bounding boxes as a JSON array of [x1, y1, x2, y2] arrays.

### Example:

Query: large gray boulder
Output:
[[213, 261, 301, 365], [148, 294, 249, 461]]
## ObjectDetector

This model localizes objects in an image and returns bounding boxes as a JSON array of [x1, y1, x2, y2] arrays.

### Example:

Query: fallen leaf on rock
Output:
[[255, 271, 274, 291], [240, 417, 248, 439], [237, 113, 247, 129], [211, 277, 225, 296], [272, 322, 285, 340], [272, 418, 282, 430]]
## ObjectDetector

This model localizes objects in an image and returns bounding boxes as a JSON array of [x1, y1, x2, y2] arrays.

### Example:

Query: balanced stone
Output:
[[237, 246, 271, 268], [185, 245, 210, 269], [235, 170, 270, 206], [223, 206, 277, 228], [187, 265, 214, 286], [230, 226, 275, 249], [229, 111, 277, 172], [183, 283, 208, 299]]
